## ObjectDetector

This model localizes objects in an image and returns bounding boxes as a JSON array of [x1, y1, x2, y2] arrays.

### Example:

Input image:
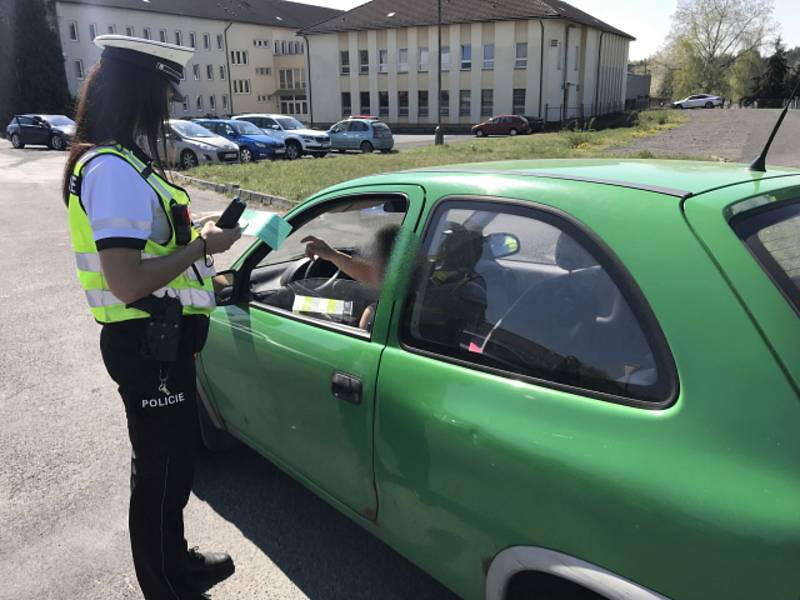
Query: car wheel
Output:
[[10, 133, 24, 149], [49, 135, 65, 151], [509, 128, 518, 136], [360, 140, 374, 153], [181, 149, 199, 169], [705, 101, 714, 108], [475, 129, 486, 137], [240, 147, 253, 163], [285, 141, 301, 160], [677, 103, 684, 110]]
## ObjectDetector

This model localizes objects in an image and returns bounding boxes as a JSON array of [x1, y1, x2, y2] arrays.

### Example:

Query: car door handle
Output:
[[331, 371, 362, 405]]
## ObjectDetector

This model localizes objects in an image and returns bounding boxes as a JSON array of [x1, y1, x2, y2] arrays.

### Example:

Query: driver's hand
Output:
[[301, 235, 335, 260]]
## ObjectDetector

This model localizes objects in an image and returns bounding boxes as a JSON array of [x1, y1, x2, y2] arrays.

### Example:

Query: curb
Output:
[[169, 171, 294, 211]]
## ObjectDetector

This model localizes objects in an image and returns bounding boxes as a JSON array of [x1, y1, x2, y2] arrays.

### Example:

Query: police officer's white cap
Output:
[[94, 35, 193, 100]]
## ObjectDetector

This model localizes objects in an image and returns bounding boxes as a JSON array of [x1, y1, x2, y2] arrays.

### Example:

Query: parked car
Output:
[[672, 94, 724, 109], [196, 158, 800, 600], [165, 119, 239, 169], [233, 113, 330, 160], [327, 118, 394, 153], [6, 114, 75, 150], [194, 119, 285, 162], [472, 115, 531, 137]]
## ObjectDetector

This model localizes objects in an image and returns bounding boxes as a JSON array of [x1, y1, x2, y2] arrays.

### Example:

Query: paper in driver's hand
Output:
[[240, 209, 292, 250]]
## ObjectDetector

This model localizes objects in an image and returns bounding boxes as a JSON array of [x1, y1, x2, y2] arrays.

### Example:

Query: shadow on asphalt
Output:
[[192, 444, 458, 600]]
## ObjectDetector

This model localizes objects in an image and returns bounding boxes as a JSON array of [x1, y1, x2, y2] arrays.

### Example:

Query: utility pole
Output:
[[434, 0, 444, 145]]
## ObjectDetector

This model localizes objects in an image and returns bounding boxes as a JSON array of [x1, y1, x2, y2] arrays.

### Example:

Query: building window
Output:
[[281, 40, 287, 54], [217, 34, 224, 50], [398, 91, 409, 116], [89, 23, 97, 40], [418, 47, 429, 72], [359, 49, 369, 74], [142, 27, 151, 40], [222, 94, 228, 109], [74, 60, 84, 80], [203, 33, 211, 50], [483, 43, 494, 70], [378, 49, 388, 73], [398, 48, 408, 72], [513, 88, 526, 114], [192, 64, 200, 81], [125, 26, 134, 37], [378, 91, 389, 117], [230, 50, 248, 65], [175, 31, 183, 46], [219, 65, 226, 79], [209, 95, 216, 110], [206, 65, 214, 80], [256, 67, 271, 76], [418, 90, 429, 117], [460, 44, 471, 70], [188, 32, 196, 48], [275, 40, 281, 54], [515, 42, 528, 69], [481, 89, 493, 116], [360, 91, 370, 114], [440, 90, 449, 116], [440, 46, 450, 71], [340, 50, 350, 75], [459, 89, 470, 116], [107, 25, 116, 34], [233, 79, 251, 94], [196, 95, 203, 111], [159, 29, 167, 43], [341, 92, 351, 117], [182, 97, 189, 112], [68, 21, 79, 41], [280, 95, 307, 115]]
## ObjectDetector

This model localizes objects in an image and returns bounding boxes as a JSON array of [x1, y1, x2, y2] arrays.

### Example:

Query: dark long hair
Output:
[[62, 56, 172, 204]]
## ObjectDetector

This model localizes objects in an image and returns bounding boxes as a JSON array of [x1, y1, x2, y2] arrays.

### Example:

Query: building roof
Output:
[[58, 0, 343, 30], [300, 0, 634, 39]]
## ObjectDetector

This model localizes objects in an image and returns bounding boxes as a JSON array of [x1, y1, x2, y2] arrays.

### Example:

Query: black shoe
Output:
[[184, 546, 235, 582]]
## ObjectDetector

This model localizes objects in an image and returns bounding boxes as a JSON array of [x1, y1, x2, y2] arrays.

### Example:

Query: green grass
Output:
[[190, 110, 691, 204]]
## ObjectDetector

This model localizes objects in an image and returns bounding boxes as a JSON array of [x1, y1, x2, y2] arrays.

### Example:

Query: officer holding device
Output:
[[62, 34, 241, 600]]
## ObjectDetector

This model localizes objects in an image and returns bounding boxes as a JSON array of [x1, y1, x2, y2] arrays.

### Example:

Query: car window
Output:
[[277, 117, 303, 130], [16, 116, 34, 126], [330, 122, 347, 133], [262, 117, 279, 129], [253, 196, 408, 332], [348, 121, 369, 132], [232, 121, 262, 135], [402, 199, 675, 403], [172, 121, 215, 137], [732, 199, 800, 315], [372, 122, 391, 135], [44, 115, 74, 127]]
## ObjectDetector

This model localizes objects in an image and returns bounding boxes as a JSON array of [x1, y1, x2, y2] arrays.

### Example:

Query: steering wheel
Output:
[[303, 255, 341, 294]]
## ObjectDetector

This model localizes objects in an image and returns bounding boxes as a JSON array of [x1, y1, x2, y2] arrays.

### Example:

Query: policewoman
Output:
[[62, 35, 240, 600]]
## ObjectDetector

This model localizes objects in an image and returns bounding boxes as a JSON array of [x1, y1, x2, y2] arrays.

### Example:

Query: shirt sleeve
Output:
[[81, 155, 157, 250]]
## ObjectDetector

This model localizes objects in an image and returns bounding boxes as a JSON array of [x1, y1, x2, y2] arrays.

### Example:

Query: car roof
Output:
[[235, 113, 284, 119], [338, 159, 800, 200]]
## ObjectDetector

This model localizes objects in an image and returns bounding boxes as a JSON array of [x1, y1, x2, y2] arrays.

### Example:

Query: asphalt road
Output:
[[0, 140, 455, 600]]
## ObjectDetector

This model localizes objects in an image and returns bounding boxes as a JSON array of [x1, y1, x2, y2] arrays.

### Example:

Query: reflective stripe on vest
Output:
[[67, 143, 215, 323]]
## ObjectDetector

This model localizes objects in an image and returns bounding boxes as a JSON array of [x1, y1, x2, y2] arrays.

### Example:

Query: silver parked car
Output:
[[166, 119, 240, 169], [672, 94, 724, 109]]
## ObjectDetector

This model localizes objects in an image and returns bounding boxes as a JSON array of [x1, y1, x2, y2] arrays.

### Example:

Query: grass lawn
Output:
[[190, 110, 692, 204]]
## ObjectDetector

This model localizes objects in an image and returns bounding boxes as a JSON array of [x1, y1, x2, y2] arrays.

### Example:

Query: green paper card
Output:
[[240, 209, 292, 250]]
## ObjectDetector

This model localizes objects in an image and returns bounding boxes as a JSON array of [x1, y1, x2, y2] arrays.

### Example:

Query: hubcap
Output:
[[241, 149, 252, 162], [12, 134, 20, 147], [287, 144, 299, 159]]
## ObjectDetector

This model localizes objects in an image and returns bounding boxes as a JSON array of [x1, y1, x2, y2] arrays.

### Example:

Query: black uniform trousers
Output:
[[100, 315, 209, 600]]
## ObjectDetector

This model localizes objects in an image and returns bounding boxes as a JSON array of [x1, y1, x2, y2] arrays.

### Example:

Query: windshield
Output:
[[44, 115, 74, 127], [172, 121, 215, 138], [232, 121, 263, 135], [277, 117, 304, 130], [732, 199, 800, 315]]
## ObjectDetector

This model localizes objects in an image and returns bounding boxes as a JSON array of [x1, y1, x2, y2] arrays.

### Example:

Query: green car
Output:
[[196, 159, 800, 600]]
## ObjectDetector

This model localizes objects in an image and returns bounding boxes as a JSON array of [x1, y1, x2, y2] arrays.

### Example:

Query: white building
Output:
[[300, 0, 633, 127], [54, 0, 340, 120]]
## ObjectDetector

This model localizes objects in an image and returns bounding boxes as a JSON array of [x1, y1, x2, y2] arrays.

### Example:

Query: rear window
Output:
[[732, 199, 800, 315]]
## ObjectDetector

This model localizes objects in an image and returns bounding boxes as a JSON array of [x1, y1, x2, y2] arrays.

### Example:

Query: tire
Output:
[[180, 149, 199, 169], [705, 101, 714, 108], [49, 134, 66, 151], [197, 387, 237, 452], [475, 129, 486, 137], [360, 140, 374, 153], [10, 133, 23, 149], [677, 104, 684, 110], [509, 128, 518, 136], [285, 141, 302, 160], [239, 147, 253, 163]]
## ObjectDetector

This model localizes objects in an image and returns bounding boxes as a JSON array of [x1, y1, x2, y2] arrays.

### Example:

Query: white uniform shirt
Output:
[[81, 155, 171, 248]]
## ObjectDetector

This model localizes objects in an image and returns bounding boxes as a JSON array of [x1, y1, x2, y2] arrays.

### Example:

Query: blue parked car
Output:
[[327, 118, 394, 153], [6, 114, 75, 151], [194, 119, 285, 162]]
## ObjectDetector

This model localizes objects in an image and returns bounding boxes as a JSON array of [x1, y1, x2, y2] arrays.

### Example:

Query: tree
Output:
[[755, 37, 790, 106], [0, 0, 14, 126], [668, 0, 776, 94], [11, 0, 72, 116], [728, 47, 763, 102]]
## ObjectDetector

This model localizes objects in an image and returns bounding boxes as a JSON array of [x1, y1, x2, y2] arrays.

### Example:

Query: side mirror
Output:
[[486, 232, 520, 259]]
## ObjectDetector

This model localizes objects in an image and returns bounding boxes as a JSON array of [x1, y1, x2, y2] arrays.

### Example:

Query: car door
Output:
[[17, 116, 40, 145], [328, 121, 347, 148], [199, 185, 425, 517], [347, 120, 368, 148]]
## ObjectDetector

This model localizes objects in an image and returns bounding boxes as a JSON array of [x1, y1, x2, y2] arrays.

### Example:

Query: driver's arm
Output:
[[301, 235, 379, 286]]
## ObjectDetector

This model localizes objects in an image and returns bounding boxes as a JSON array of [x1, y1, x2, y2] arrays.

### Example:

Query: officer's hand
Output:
[[201, 221, 242, 254], [301, 235, 335, 260]]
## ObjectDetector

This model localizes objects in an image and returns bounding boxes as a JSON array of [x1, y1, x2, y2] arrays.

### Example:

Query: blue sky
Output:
[[297, 0, 800, 60]]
